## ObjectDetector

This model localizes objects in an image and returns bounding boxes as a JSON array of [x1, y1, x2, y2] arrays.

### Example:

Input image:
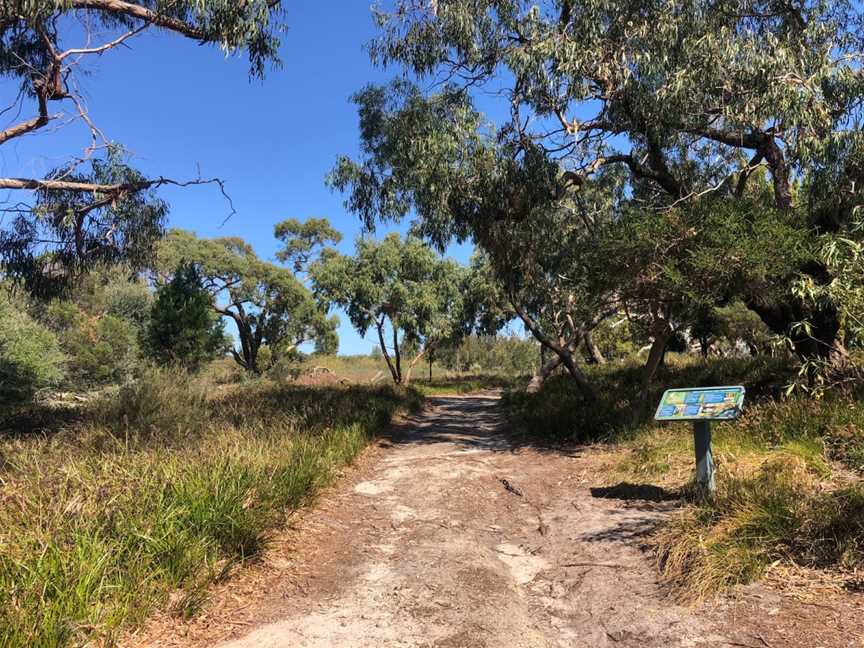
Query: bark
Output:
[[392, 328, 403, 384], [635, 320, 672, 421], [582, 331, 606, 365], [402, 346, 428, 386], [376, 320, 400, 384], [526, 354, 563, 393], [745, 294, 848, 368], [758, 136, 793, 211], [70, 0, 208, 40], [511, 301, 593, 396]]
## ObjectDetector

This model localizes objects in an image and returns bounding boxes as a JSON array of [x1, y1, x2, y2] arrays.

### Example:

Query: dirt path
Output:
[[136, 394, 864, 648]]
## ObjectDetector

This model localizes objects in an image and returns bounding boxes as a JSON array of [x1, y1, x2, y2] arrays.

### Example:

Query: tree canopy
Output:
[[156, 228, 337, 374], [330, 0, 864, 392], [311, 233, 467, 384]]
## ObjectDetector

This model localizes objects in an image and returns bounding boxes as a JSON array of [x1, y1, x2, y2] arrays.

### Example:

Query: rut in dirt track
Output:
[[145, 394, 864, 648]]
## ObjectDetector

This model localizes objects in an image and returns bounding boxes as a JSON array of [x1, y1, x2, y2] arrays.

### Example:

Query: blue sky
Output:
[[0, 1, 489, 355]]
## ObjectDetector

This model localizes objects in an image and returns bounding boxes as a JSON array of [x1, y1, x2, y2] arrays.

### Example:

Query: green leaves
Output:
[[156, 229, 336, 373], [311, 233, 466, 382], [146, 262, 226, 371]]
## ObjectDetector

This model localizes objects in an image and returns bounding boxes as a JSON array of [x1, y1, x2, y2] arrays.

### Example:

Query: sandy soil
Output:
[[132, 394, 864, 648]]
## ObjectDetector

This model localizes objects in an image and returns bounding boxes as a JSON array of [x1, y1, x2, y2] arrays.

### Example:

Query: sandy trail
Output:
[[138, 394, 864, 648]]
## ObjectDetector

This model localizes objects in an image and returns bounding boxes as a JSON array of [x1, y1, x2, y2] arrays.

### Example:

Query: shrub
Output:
[[0, 292, 66, 409], [94, 366, 210, 443], [44, 300, 140, 385]]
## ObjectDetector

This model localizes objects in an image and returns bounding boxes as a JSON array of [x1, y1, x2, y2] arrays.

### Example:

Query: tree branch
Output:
[[0, 93, 50, 145], [69, 0, 207, 40], [59, 24, 150, 60]]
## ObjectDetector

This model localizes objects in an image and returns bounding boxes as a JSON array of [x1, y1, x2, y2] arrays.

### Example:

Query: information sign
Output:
[[654, 386, 745, 422]]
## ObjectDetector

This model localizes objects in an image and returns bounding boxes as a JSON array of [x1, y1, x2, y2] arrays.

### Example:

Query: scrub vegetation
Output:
[[505, 356, 864, 599], [0, 369, 422, 647], [4, 0, 864, 644]]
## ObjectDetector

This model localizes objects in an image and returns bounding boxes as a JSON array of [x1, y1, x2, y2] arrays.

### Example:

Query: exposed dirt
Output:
[[131, 394, 864, 648]]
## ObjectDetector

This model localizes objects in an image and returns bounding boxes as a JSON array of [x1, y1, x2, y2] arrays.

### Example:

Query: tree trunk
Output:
[[376, 321, 400, 384], [526, 354, 563, 393], [745, 293, 848, 369], [583, 331, 606, 365], [635, 321, 671, 421], [403, 346, 428, 386], [392, 328, 403, 384]]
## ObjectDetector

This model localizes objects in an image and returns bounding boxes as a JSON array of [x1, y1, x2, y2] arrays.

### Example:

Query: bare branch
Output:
[[59, 24, 150, 60], [0, 93, 51, 145]]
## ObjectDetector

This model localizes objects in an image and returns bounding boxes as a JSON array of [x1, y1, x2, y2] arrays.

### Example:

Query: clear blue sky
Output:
[[0, 1, 490, 355]]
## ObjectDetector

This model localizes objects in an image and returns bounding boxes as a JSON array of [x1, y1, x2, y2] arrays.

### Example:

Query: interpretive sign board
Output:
[[654, 386, 746, 493], [654, 386, 745, 422]]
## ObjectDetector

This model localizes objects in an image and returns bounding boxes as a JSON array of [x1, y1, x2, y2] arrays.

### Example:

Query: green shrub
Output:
[[0, 292, 66, 409], [94, 366, 210, 443], [504, 355, 794, 444], [100, 274, 152, 332], [44, 300, 140, 385]]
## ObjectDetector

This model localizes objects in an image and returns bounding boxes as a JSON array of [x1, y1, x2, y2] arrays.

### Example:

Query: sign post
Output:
[[654, 386, 745, 493]]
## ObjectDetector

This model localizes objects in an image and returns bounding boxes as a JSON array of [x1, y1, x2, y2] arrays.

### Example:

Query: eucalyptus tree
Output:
[[336, 0, 864, 368], [156, 229, 337, 374], [0, 1, 285, 294], [311, 234, 466, 385]]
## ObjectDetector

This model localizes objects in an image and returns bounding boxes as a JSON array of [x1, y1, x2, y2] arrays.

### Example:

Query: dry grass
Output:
[[0, 367, 422, 647]]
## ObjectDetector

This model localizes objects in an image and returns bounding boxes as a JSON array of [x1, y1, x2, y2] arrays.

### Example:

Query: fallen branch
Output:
[[560, 562, 627, 569], [499, 478, 523, 497]]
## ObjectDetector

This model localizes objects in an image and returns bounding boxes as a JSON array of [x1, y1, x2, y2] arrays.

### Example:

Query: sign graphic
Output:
[[654, 386, 745, 422]]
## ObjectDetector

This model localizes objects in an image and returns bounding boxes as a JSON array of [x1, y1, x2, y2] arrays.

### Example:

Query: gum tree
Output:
[[336, 0, 864, 368], [0, 1, 285, 293], [156, 229, 337, 374], [311, 234, 465, 385]]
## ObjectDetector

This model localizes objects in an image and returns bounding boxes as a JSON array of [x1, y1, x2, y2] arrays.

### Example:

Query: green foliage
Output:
[[43, 300, 141, 385], [97, 271, 153, 333], [312, 233, 466, 384], [157, 229, 336, 373], [146, 262, 226, 370], [274, 217, 342, 272], [0, 291, 66, 409], [1, 150, 169, 298], [505, 356, 794, 444], [0, 2, 285, 298], [438, 334, 538, 375]]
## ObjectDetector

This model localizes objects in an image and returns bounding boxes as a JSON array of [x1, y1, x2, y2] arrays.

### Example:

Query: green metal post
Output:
[[693, 420, 715, 493]]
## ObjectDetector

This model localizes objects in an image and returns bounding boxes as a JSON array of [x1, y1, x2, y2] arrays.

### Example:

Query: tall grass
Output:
[[0, 368, 422, 647]]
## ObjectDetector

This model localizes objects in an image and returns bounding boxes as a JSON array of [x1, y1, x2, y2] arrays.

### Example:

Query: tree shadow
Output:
[[590, 482, 680, 503], [377, 394, 583, 454]]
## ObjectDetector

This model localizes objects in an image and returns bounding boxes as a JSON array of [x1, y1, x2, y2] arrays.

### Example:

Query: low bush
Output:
[[43, 300, 140, 385], [94, 365, 210, 443], [504, 355, 792, 444], [0, 292, 67, 410]]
